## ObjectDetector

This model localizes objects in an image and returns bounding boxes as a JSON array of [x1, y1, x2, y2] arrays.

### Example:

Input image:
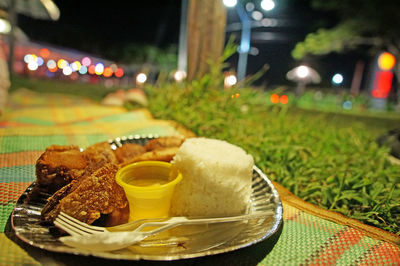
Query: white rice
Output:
[[170, 138, 254, 217]]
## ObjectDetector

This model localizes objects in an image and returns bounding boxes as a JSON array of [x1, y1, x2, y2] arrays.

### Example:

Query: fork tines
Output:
[[54, 212, 107, 236]]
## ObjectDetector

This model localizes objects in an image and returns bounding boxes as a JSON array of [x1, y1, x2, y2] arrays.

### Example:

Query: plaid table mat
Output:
[[0, 89, 399, 265]]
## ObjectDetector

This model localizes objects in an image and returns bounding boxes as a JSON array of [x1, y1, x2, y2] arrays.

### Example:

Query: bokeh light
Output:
[[280, 95, 289, 104], [94, 63, 104, 75], [261, 0, 275, 11], [136, 73, 147, 84], [173, 70, 187, 82], [332, 73, 344, 85], [47, 59, 56, 69], [71, 61, 82, 71], [103, 67, 113, 77], [88, 65, 96, 75], [39, 48, 50, 58], [296, 65, 310, 78], [114, 68, 124, 78], [63, 66, 72, 76], [223, 0, 237, 7], [27, 61, 38, 71], [342, 101, 353, 110], [224, 74, 237, 87], [36, 57, 44, 66], [57, 59, 68, 69], [78, 65, 88, 74], [270, 93, 279, 104], [378, 52, 396, 71], [81, 57, 91, 67]]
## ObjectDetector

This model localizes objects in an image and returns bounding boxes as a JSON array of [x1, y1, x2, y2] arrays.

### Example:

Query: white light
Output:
[[0, 18, 11, 34], [225, 74, 237, 87], [173, 70, 186, 82], [24, 54, 33, 64], [223, 0, 237, 8], [63, 66, 72, 76], [251, 11, 263, 21], [296, 65, 310, 78], [245, 2, 255, 11], [47, 60, 56, 69], [27, 61, 38, 71], [94, 63, 104, 75], [332, 73, 344, 84], [136, 73, 147, 84], [261, 0, 275, 11]]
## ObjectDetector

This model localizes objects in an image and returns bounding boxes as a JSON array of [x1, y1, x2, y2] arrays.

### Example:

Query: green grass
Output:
[[9, 75, 400, 235], [144, 82, 400, 235]]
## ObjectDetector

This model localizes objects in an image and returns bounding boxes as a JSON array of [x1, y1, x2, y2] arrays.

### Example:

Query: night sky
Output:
[[16, 0, 359, 86]]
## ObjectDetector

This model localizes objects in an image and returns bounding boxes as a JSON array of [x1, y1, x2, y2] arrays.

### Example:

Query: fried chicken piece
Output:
[[42, 163, 127, 224], [35, 145, 87, 194], [113, 143, 146, 164], [120, 146, 179, 167], [144, 136, 186, 151]]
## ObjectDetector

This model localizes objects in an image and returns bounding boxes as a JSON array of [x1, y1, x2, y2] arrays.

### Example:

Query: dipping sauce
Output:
[[125, 175, 170, 187], [115, 161, 182, 221]]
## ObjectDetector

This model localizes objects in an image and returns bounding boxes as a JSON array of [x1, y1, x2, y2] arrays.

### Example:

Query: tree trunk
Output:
[[186, 0, 226, 82]]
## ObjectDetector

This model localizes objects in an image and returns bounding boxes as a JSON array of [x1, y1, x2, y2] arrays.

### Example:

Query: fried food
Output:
[[113, 143, 146, 164], [144, 136, 186, 151], [37, 136, 185, 226], [42, 164, 127, 224], [35, 145, 87, 194], [120, 147, 179, 167]]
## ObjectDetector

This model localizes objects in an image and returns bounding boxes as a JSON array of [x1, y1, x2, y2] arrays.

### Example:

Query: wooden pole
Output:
[[186, 0, 226, 82]]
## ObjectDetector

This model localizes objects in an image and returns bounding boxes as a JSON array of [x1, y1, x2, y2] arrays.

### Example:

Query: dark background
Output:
[[17, 0, 362, 87]]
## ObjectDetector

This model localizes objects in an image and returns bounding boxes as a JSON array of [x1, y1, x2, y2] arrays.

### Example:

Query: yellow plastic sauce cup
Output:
[[116, 161, 182, 221]]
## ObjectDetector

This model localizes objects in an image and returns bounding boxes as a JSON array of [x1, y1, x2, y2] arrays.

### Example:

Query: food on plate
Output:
[[119, 146, 180, 167], [35, 145, 87, 194], [113, 143, 146, 164], [144, 136, 186, 151], [41, 164, 127, 225], [170, 138, 254, 217], [32, 136, 186, 225]]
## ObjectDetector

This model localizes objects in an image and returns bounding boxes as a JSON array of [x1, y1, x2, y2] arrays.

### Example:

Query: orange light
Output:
[[103, 67, 113, 77], [39, 48, 50, 58], [236, 93, 240, 98], [88, 65, 96, 75], [115, 68, 124, 78], [280, 95, 289, 104], [49, 67, 57, 73], [270, 93, 279, 104], [378, 52, 396, 71]]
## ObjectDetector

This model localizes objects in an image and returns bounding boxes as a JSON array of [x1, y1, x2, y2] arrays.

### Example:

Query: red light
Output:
[[371, 71, 393, 98], [88, 65, 96, 75], [280, 95, 289, 104], [115, 68, 124, 78], [103, 67, 113, 78], [39, 48, 50, 58], [270, 93, 279, 104]]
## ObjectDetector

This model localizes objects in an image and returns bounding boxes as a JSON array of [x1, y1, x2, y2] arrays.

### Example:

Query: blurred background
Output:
[[0, 0, 399, 112]]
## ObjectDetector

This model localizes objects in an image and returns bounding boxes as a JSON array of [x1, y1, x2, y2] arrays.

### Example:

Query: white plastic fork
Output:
[[54, 211, 274, 252]]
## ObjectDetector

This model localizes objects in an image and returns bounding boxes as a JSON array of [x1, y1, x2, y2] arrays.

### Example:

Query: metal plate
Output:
[[12, 135, 283, 260]]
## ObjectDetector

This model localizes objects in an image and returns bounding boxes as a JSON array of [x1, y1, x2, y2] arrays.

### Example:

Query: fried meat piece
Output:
[[120, 146, 179, 167], [83, 142, 118, 170], [144, 136, 186, 151], [113, 143, 146, 164], [42, 163, 127, 224], [35, 145, 87, 194]]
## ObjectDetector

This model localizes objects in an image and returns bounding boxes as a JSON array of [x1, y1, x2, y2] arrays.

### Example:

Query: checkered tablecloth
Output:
[[0, 89, 398, 265]]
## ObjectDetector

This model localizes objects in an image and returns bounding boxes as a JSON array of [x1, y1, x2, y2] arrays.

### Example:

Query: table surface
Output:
[[1, 89, 399, 265]]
